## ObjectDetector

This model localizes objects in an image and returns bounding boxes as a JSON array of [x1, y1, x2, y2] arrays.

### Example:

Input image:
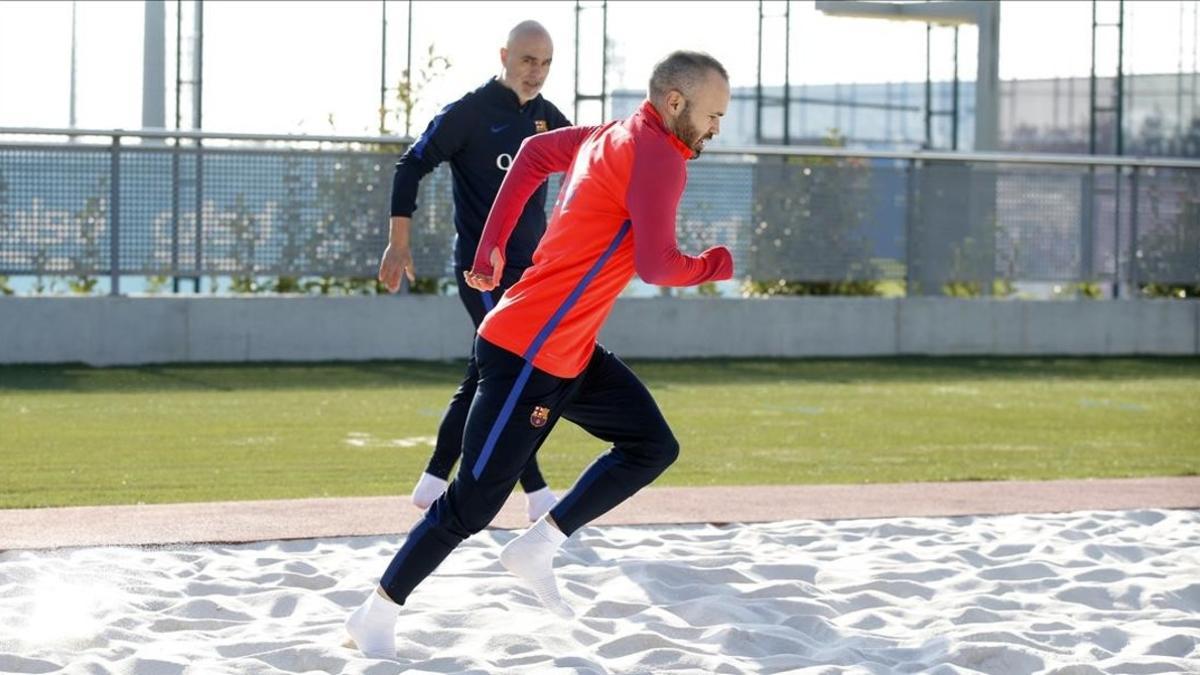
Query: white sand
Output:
[[1, 509, 1197, 674]]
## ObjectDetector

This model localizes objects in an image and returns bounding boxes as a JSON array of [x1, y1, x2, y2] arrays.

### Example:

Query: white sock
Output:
[[500, 516, 574, 619], [344, 587, 401, 658], [411, 472, 448, 509], [524, 486, 558, 523]]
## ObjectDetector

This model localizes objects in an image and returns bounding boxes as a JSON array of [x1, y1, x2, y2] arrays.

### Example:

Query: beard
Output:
[[670, 101, 714, 159]]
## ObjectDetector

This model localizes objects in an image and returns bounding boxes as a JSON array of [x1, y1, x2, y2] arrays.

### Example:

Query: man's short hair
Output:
[[648, 51, 729, 102]]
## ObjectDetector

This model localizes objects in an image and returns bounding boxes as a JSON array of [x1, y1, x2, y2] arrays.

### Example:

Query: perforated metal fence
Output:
[[0, 127, 1197, 295]]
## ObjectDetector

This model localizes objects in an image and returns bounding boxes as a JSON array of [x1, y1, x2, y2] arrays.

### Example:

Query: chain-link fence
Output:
[[0, 128, 1197, 296]]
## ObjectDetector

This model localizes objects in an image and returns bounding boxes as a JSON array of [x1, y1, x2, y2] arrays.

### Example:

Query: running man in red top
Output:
[[347, 51, 732, 657]]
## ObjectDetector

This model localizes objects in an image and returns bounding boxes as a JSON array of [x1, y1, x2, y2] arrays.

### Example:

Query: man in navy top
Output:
[[378, 20, 571, 523]]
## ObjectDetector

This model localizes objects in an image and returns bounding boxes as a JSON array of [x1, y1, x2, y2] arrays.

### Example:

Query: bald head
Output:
[[507, 20, 552, 49], [500, 20, 555, 104]]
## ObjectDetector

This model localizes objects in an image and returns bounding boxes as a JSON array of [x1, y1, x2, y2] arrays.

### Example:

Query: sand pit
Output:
[[1, 509, 1197, 674]]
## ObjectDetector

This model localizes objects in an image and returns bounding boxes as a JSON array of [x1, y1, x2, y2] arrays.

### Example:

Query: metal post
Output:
[[173, 0, 182, 292], [756, 0, 763, 145], [904, 158, 915, 294], [783, 0, 790, 144], [1116, 0, 1125, 156], [798, 81, 806, 138], [1068, 76, 1074, 135], [1007, 74, 1017, 143], [379, 0, 387, 134], [1052, 76, 1060, 131], [69, 2, 78, 131], [109, 135, 121, 296], [405, 0, 413, 137], [194, 141, 203, 293], [142, 0, 166, 130], [1178, 0, 1184, 144], [571, 1, 580, 121], [849, 83, 857, 139], [574, 1, 581, 123], [171, 134, 180, 292], [1112, 0, 1128, 295], [193, 0, 203, 131], [601, 1, 608, 122], [884, 81, 892, 140], [1128, 165, 1139, 294], [951, 26, 959, 151], [924, 22, 932, 148], [1113, 165, 1122, 298], [1081, 170, 1094, 280], [174, 0, 182, 130], [1087, 1, 1099, 293], [193, 0, 203, 292], [834, 82, 842, 132], [1089, 0, 1097, 155], [973, 1, 1000, 151]]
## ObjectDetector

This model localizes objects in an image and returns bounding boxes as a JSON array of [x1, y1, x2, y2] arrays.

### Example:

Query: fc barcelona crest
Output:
[[530, 406, 550, 428], [534, 120, 549, 133]]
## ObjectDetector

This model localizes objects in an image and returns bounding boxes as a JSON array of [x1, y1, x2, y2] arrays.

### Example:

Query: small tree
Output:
[[68, 175, 108, 295], [222, 193, 260, 293], [144, 275, 171, 295], [392, 43, 452, 138]]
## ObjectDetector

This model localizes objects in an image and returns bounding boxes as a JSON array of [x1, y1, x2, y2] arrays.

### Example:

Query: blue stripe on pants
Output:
[[470, 361, 533, 479]]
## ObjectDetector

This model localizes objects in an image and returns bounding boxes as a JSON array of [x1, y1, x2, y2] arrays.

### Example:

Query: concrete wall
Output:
[[0, 296, 1196, 365]]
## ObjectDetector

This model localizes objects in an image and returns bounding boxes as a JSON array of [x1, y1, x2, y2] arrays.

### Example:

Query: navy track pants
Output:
[[380, 336, 678, 604]]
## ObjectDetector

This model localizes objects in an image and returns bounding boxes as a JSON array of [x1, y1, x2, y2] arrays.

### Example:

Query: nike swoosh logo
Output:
[[490, 124, 509, 133]]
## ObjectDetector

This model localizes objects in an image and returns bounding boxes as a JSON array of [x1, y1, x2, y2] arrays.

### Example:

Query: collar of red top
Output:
[[637, 100, 694, 160]]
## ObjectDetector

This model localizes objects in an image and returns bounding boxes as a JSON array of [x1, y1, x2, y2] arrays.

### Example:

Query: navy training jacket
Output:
[[390, 78, 572, 270]]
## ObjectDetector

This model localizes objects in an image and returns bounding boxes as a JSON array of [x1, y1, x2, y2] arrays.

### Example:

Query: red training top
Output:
[[472, 99, 734, 378]]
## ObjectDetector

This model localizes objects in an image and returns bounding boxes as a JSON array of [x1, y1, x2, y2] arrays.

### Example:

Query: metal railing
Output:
[[1, 126, 1197, 296]]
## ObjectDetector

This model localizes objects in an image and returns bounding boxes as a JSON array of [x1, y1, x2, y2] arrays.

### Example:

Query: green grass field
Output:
[[1, 358, 1197, 509]]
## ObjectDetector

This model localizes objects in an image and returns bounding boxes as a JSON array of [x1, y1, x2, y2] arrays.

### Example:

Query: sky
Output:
[[0, 1, 1196, 136]]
